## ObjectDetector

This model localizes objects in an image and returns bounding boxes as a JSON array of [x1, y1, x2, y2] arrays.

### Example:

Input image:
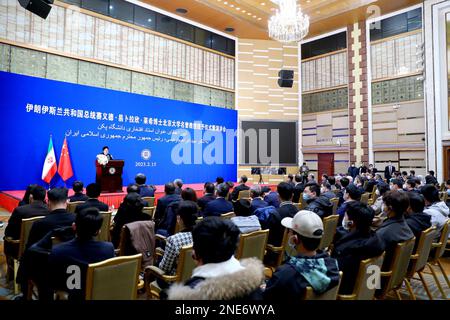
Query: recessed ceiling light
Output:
[[260, 2, 266, 5], [109, 5, 113, 10], [236, 7, 240, 10], [224, 1, 228, 4], [247, 12, 251, 15], [230, 4, 234, 7], [147, 18, 152, 22], [176, 8, 188, 14], [306, 0, 311, 2], [257, 17, 262, 20], [242, 10, 246, 13], [253, 15, 257, 18], [225, 27, 235, 32]]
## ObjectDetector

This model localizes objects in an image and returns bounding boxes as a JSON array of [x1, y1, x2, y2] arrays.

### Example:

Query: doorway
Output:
[[318, 153, 334, 180]]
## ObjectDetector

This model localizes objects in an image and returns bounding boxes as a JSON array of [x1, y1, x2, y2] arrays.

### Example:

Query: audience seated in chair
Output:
[[231, 199, 261, 234], [375, 191, 415, 270], [303, 183, 333, 219], [263, 210, 340, 302], [263, 186, 280, 208], [156, 201, 198, 290], [336, 184, 362, 224], [167, 217, 264, 300], [202, 183, 233, 218], [371, 182, 390, 216], [173, 179, 183, 195], [421, 184, 450, 239], [405, 192, 432, 251], [249, 185, 268, 214], [68, 181, 89, 202], [321, 182, 336, 201], [331, 202, 385, 295], [49, 208, 115, 300], [198, 182, 216, 213], [112, 193, 150, 247], [292, 174, 305, 203], [154, 183, 182, 226], [135, 173, 156, 197], [74, 183, 108, 214], [230, 175, 250, 201]]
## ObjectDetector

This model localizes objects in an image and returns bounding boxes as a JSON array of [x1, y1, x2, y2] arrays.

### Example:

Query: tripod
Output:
[[258, 173, 265, 184]]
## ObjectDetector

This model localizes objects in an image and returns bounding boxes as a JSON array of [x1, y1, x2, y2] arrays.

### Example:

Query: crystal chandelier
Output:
[[268, 0, 310, 43]]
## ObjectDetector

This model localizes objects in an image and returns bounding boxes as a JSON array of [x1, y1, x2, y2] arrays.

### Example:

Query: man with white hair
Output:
[[249, 185, 268, 214]]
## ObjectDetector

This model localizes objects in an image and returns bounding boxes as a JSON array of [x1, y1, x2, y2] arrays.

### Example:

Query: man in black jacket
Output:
[[347, 163, 358, 179], [74, 183, 108, 214], [202, 183, 233, 217], [27, 187, 75, 248], [292, 174, 305, 203], [384, 161, 396, 181], [68, 181, 89, 202], [230, 175, 250, 201], [197, 182, 216, 212], [405, 192, 431, 250], [249, 185, 268, 214], [263, 210, 340, 302], [331, 202, 385, 294], [304, 183, 333, 219], [154, 183, 182, 225]]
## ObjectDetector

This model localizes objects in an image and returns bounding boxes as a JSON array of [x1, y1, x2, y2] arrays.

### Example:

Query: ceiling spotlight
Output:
[[258, 17, 262, 20], [230, 4, 234, 7], [225, 27, 235, 32], [242, 10, 246, 13], [236, 7, 240, 10], [247, 12, 251, 15], [253, 15, 257, 18], [176, 8, 188, 14], [224, 1, 228, 4], [261, 2, 266, 5]]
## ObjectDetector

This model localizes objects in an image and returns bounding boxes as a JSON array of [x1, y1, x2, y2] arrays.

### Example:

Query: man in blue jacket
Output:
[[202, 183, 233, 217]]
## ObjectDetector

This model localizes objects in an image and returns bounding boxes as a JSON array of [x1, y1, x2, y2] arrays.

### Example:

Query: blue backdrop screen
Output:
[[0, 71, 237, 190]]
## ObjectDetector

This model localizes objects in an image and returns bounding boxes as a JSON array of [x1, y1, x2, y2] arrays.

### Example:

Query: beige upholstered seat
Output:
[[220, 212, 236, 220], [304, 271, 343, 300], [360, 193, 370, 205], [318, 215, 339, 251], [235, 229, 269, 261], [142, 197, 155, 207], [237, 190, 250, 200], [67, 201, 85, 213], [265, 228, 289, 268], [85, 254, 142, 300], [338, 253, 385, 300], [95, 211, 112, 242], [330, 198, 339, 216], [142, 206, 156, 220]]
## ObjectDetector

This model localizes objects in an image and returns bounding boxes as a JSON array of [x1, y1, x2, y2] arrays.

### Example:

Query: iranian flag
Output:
[[42, 135, 57, 184]]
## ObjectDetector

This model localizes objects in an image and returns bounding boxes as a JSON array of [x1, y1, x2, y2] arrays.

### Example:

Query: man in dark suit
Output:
[[49, 207, 115, 300], [384, 161, 396, 181], [154, 182, 182, 225], [99, 146, 113, 160], [358, 162, 368, 176], [347, 163, 358, 179], [74, 183, 109, 214], [27, 187, 75, 248], [230, 175, 250, 201], [250, 185, 268, 214], [174, 179, 183, 195], [198, 182, 216, 212], [292, 174, 305, 203], [5, 185, 49, 241], [68, 181, 89, 202], [134, 173, 155, 197], [263, 186, 280, 208], [202, 183, 233, 217]]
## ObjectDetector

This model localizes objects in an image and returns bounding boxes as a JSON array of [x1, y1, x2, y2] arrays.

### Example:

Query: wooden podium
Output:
[[95, 160, 124, 193]]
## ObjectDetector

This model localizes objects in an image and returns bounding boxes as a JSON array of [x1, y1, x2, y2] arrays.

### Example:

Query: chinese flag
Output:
[[58, 137, 74, 181]]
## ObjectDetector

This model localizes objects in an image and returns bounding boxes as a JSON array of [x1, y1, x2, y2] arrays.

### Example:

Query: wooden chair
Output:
[[67, 201, 85, 213], [237, 190, 250, 200], [94, 211, 112, 242], [142, 206, 156, 220], [318, 215, 339, 251], [235, 229, 269, 261], [360, 193, 370, 205], [142, 197, 156, 207], [330, 198, 339, 216], [292, 202, 301, 211], [368, 186, 378, 206], [404, 227, 437, 300], [265, 228, 289, 269], [426, 219, 450, 299], [376, 237, 416, 300], [220, 212, 236, 220], [439, 182, 446, 192], [85, 254, 142, 300], [4, 216, 45, 294], [304, 272, 343, 300], [146, 245, 196, 299], [438, 191, 448, 202], [338, 253, 385, 300]]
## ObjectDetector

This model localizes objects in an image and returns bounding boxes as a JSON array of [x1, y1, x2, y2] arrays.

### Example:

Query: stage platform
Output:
[[0, 183, 276, 213]]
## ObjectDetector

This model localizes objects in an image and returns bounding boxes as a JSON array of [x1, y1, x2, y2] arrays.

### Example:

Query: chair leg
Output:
[[436, 260, 450, 289], [13, 259, 19, 295], [418, 271, 434, 300], [395, 289, 402, 300], [427, 263, 447, 299], [404, 279, 416, 300]]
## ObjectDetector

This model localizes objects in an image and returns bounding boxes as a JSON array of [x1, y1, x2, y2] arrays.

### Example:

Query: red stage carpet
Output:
[[0, 183, 276, 213]]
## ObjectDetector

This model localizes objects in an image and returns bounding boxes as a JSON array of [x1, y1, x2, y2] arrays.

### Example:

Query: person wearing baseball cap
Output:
[[263, 210, 340, 301]]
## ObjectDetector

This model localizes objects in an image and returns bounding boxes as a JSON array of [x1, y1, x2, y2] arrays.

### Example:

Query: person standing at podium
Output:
[[100, 146, 113, 161]]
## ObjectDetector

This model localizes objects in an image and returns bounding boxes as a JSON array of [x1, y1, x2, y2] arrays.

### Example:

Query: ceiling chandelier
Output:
[[268, 0, 310, 43]]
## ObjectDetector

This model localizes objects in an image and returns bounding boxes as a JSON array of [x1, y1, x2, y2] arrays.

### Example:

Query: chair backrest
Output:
[[95, 211, 112, 242], [67, 201, 85, 213], [318, 215, 339, 251], [432, 219, 450, 260], [292, 203, 301, 211], [360, 193, 370, 205], [351, 253, 385, 300], [220, 212, 236, 220], [304, 271, 343, 300], [439, 182, 446, 192], [235, 229, 269, 261], [408, 227, 436, 276], [385, 237, 416, 292], [142, 206, 156, 220], [142, 197, 155, 207], [332, 189, 340, 195], [363, 180, 368, 190], [330, 198, 339, 216], [175, 245, 197, 283], [238, 190, 250, 200], [85, 254, 142, 300], [19, 216, 45, 258]]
